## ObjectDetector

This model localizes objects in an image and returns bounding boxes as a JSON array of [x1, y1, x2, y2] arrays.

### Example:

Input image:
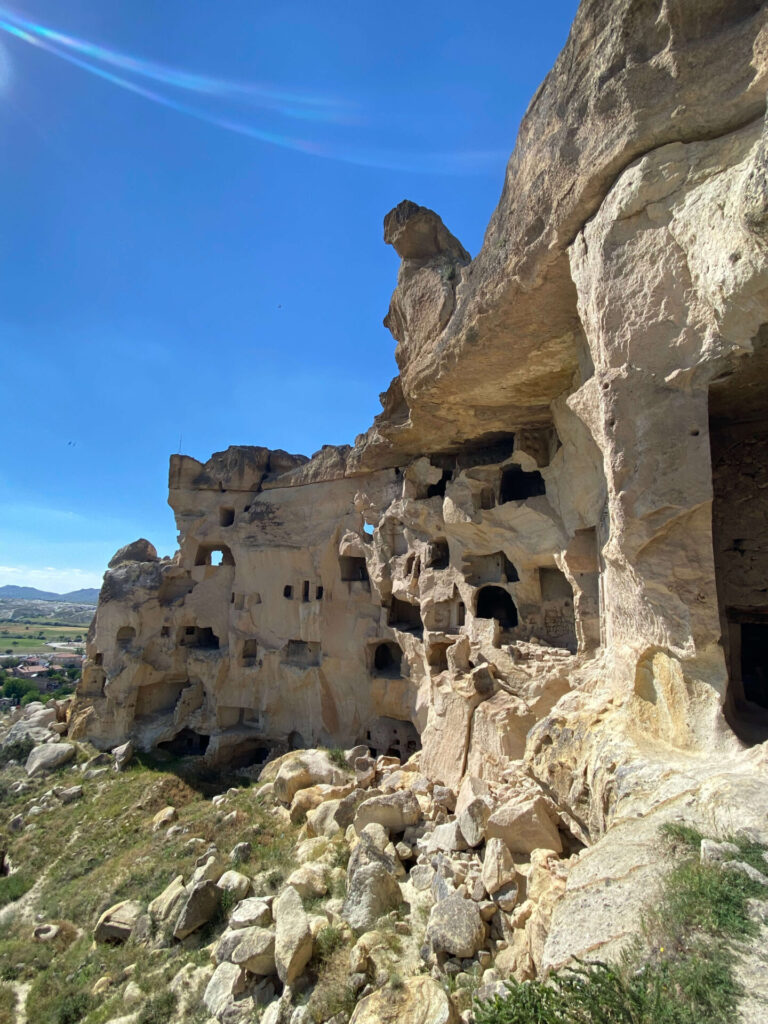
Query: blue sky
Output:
[[0, 0, 579, 593]]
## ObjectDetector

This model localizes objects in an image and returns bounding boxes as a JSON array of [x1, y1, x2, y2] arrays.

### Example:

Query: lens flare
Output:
[[0, 4, 506, 174], [0, 37, 10, 92]]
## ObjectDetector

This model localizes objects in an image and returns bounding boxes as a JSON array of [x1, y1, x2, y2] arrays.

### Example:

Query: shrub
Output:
[[138, 991, 176, 1024], [54, 992, 94, 1024], [0, 735, 34, 767], [327, 747, 348, 769], [473, 958, 739, 1024]]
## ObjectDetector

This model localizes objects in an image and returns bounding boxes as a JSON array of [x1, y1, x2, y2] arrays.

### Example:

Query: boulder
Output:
[[151, 806, 177, 831], [342, 829, 403, 932], [230, 926, 277, 975], [94, 900, 143, 943], [148, 875, 187, 923], [173, 881, 221, 940], [426, 893, 486, 958], [286, 863, 328, 900], [486, 795, 562, 855], [25, 742, 76, 777], [203, 962, 246, 1018], [274, 886, 313, 984], [353, 790, 421, 835], [190, 854, 224, 886], [54, 785, 84, 804], [108, 539, 158, 567], [273, 750, 349, 804], [482, 838, 517, 895], [112, 741, 133, 771], [425, 821, 468, 854], [349, 975, 459, 1023], [457, 795, 492, 848], [229, 897, 272, 930], [217, 870, 252, 901]]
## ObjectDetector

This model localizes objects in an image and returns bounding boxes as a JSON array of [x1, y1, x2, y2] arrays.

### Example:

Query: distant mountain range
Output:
[[0, 585, 99, 605]]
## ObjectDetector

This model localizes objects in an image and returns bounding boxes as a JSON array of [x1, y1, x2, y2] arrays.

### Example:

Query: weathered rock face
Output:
[[71, 0, 768, 987]]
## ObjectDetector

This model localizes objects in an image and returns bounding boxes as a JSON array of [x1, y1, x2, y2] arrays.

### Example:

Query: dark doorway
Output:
[[499, 466, 545, 503], [372, 641, 402, 678], [476, 586, 518, 629], [158, 728, 210, 757], [741, 623, 768, 709]]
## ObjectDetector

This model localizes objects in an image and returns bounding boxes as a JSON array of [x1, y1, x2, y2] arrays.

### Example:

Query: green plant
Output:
[[473, 827, 768, 1024], [0, 735, 34, 767], [313, 925, 345, 963], [54, 991, 95, 1024], [327, 747, 348, 769], [137, 990, 176, 1024]]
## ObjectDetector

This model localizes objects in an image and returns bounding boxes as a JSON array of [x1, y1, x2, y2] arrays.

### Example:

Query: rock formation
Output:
[[69, 0, 768, 993]]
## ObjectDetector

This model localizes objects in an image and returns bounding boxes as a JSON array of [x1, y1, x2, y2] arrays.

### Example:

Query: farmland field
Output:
[[0, 621, 86, 655]]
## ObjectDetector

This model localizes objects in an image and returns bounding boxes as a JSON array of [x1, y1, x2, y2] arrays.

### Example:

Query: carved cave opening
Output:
[[388, 596, 424, 635], [475, 586, 518, 629], [426, 538, 450, 570], [427, 642, 451, 673], [116, 626, 135, 649], [195, 544, 235, 567], [371, 641, 403, 678], [364, 716, 421, 760], [499, 466, 546, 503], [339, 556, 369, 582], [426, 469, 452, 498], [158, 728, 210, 757], [241, 639, 259, 666], [539, 567, 577, 652], [134, 677, 187, 718], [178, 626, 219, 650], [219, 507, 235, 527], [709, 326, 768, 743]]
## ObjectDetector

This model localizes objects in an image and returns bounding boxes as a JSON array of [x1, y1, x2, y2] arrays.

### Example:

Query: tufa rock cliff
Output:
[[68, 0, 768, 999]]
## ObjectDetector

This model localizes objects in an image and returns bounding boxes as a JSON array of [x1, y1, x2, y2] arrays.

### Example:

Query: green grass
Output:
[[327, 747, 349, 769], [473, 826, 768, 1024], [0, 982, 16, 1024], [0, 872, 33, 907], [137, 991, 176, 1024]]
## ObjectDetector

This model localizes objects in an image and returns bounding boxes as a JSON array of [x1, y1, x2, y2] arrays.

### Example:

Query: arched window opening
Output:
[[195, 544, 235, 567], [371, 641, 402, 678], [116, 626, 135, 649], [476, 586, 518, 629]]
